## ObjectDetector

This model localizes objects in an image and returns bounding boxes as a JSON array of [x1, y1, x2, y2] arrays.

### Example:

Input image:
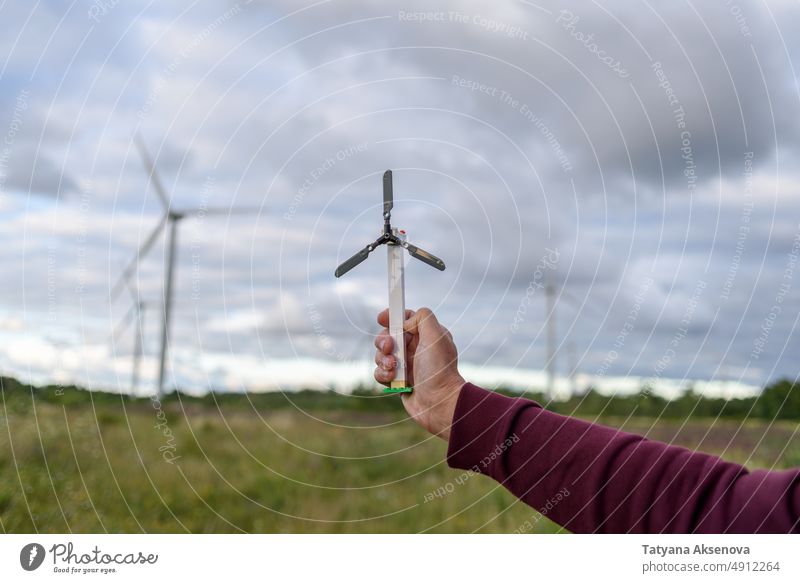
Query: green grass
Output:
[[0, 388, 797, 533]]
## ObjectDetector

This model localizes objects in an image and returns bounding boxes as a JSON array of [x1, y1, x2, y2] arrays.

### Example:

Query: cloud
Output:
[[2, 148, 79, 197]]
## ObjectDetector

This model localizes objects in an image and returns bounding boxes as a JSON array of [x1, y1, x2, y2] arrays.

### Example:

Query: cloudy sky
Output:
[[1, 0, 799, 397]]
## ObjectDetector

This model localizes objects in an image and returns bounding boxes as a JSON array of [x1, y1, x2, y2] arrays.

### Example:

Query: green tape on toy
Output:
[[383, 387, 413, 395]]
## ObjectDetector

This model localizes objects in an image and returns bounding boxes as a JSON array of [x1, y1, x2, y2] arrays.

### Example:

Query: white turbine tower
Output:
[[542, 268, 602, 399], [111, 134, 262, 398]]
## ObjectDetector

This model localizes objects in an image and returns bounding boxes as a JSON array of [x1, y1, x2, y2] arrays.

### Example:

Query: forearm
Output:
[[446, 383, 800, 533]]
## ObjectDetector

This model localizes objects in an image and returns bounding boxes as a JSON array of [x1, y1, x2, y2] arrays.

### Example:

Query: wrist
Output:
[[434, 375, 466, 440]]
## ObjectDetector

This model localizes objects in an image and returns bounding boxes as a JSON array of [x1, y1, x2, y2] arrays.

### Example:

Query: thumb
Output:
[[403, 308, 440, 337]]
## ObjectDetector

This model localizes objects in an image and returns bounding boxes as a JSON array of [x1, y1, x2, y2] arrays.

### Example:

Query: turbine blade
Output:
[[110, 215, 168, 300], [383, 170, 393, 215], [335, 243, 376, 278], [405, 241, 446, 271], [135, 133, 171, 212], [110, 304, 137, 348], [123, 277, 138, 302]]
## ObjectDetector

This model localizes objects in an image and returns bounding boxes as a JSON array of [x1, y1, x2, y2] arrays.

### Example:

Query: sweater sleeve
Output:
[[446, 383, 800, 534]]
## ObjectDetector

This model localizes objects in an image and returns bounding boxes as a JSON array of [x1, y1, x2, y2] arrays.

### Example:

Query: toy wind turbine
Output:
[[335, 170, 446, 394]]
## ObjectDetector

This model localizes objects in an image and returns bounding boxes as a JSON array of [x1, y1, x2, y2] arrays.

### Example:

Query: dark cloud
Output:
[[3, 148, 79, 197]]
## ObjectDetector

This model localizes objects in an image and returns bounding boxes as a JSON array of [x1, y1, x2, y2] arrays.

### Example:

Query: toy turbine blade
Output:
[[405, 242, 446, 271], [383, 170, 393, 215], [335, 244, 374, 278]]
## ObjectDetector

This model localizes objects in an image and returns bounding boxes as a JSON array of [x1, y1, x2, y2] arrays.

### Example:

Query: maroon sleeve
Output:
[[447, 383, 800, 534]]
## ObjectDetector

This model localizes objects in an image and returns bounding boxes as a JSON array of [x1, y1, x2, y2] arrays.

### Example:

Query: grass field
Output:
[[1, 391, 798, 533]]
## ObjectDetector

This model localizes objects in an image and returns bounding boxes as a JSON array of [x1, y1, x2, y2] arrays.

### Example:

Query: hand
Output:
[[374, 308, 466, 440]]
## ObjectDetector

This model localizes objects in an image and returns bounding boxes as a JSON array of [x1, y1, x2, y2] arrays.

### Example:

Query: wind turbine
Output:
[[110, 292, 154, 395], [335, 170, 446, 394], [111, 134, 262, 398], [543, 272, 603, 399]]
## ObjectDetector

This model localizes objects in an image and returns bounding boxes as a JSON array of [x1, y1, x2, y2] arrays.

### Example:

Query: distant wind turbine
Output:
[[543, 269, 604, 399], [110, 289, 154, 396], [111, 133, 262, 398]]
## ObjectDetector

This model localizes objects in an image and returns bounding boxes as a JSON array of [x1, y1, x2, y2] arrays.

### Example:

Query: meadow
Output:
[[1, 378, 798, 534]]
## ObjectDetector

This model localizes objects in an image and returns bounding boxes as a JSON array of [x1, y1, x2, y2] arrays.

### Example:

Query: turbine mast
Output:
[[158, 218, 179, 398], [546, 276, 557, 400]]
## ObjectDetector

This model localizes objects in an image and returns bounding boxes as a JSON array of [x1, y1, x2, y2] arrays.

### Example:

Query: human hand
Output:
[[374, 308, 465, 440]]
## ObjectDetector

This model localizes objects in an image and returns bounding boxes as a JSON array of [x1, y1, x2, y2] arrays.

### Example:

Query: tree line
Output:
[[1, 375, 798, 421]]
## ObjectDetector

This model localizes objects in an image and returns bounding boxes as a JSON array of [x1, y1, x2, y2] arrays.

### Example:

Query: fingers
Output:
[[374, 329, 393, 354], [375, 332, 414, 384], [374, 327, 397, 385], [377, 308, 389, 328], [375, 327, 415, 356], [375, 351, 397, 370], [377, 308, 416, 328], [403, 307, 440, 336], [374, 364, 396, 385]]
